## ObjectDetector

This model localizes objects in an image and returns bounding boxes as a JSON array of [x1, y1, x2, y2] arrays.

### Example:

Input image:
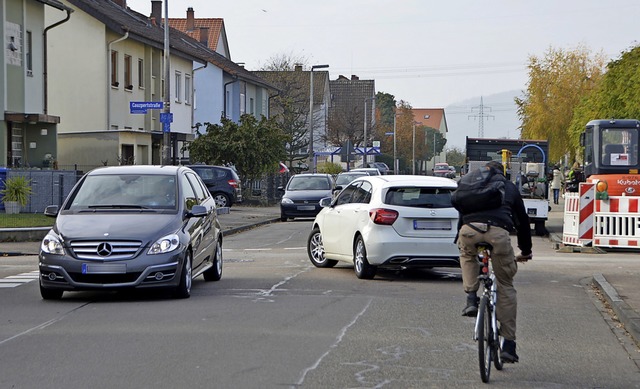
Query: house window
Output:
[[26, 31, 33, 76], [240, 82, 246, 115], [185, 74, 192, 104], [110, 50, 118, 87], [175, 71, 182, 102], [249, 98, 254, 115], [138, 59, 144, 88], [124, 55, 132, 90]]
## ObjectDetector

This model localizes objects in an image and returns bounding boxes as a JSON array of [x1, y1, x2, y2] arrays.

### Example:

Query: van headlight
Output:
[[148, 234, 180, 254], [41, 232, 65, 255]]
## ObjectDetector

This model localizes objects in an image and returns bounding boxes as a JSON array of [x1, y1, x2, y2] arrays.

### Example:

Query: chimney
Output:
[[151, 1, 162, 23], [351, 75, 359, 80], [187, 7, 195, 31], [112, 0, 127, 8], [199, 27, 209, 46]]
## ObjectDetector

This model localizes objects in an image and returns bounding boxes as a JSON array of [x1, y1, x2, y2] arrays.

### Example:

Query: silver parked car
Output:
[[307, 175, 460, 279], [39, 165, 223, 300]]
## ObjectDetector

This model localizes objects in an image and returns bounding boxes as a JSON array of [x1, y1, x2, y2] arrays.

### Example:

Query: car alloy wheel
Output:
[[214, 193, 230, 208], [307, 227, 338, 268], [354, 236, 376, 279], [204, 239, 223, 281]]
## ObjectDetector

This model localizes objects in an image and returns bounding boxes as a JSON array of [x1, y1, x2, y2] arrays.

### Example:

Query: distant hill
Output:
[[445, 90, 523, 150]]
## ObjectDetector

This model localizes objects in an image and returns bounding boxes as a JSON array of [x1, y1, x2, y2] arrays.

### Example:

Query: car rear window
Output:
[[384, 187, 453, 208], [288, 176, 331, 190]]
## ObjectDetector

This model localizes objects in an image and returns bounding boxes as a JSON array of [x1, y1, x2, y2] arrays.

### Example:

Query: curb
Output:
[[222, 218, 280, 237], [592, 273, 640, 347]]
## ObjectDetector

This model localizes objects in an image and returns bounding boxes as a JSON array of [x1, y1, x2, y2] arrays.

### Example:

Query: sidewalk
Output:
[[0, 205, 281, 255], [1, 200, 639, 347], [548, 195, 640, 348]]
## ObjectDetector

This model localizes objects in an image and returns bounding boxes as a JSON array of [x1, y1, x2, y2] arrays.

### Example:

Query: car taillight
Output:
[[228, 180, 239, 188], [369, 208, 398, 225]]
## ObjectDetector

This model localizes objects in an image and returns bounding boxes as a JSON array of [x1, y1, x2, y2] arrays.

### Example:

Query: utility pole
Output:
[[468, 96, 494, 137], [161, 0, 171, 165]]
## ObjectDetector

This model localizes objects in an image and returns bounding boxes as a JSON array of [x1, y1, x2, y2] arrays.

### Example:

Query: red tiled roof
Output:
[[169, 18, 223, 52], [412, 108, 447, 132]]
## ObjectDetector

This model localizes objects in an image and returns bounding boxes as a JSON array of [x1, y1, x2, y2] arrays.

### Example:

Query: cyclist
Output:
[[454, 160, 533, 363]]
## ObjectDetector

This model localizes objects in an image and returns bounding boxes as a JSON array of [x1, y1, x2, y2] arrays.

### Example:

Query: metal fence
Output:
[[1, 166, 288, 228]]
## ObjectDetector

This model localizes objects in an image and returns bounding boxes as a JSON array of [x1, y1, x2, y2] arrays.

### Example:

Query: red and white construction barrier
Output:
[[562, 183, 595, 246], [593, 196, 640, 248]]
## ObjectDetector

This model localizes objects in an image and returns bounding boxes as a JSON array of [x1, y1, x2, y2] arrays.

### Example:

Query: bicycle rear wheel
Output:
[[477, 296, 492, 383]]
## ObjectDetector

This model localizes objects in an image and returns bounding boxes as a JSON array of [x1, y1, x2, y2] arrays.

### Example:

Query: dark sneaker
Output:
[[461, 293, 479, 317], [501, 339, 519, 363]]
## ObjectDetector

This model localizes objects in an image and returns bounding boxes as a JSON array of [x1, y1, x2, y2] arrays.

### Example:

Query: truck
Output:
[[465, 137, 550, 236]]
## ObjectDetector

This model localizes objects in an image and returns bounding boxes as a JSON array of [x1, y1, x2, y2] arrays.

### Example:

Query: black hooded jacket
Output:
[[456, 169, 533, 256]]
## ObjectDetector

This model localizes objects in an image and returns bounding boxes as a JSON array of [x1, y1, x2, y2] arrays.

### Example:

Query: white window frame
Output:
[[185, 74, 192, 105], [174, 71, 182, 103]]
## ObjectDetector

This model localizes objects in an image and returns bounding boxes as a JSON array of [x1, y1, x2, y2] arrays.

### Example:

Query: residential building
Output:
[[167, 6, 274, 126], [1, 0, 73, 168], [411, 108, 449, 171], [44, 0, 208, 166]]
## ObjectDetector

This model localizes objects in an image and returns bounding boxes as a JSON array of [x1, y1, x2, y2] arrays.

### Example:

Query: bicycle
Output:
[[473, 242, 503, 383]]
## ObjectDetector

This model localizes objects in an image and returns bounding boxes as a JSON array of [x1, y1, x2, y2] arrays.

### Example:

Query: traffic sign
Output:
[[160, 112, 173, 123], [163, 122, 171, 133]]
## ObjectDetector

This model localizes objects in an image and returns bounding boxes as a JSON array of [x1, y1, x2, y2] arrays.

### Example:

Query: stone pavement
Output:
[[1, 200, 639, 347]]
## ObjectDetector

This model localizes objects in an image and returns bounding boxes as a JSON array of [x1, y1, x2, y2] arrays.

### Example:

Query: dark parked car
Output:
[[38, 165, 223, 300], [278, 173, 334, 221], [187, 165, 242, 208]]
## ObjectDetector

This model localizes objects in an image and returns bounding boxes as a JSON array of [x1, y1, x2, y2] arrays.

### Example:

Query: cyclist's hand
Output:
[[516, 253, 533, 262]]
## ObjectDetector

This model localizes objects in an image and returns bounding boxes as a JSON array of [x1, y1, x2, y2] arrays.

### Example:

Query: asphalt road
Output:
[[0, 219, 639, 388]]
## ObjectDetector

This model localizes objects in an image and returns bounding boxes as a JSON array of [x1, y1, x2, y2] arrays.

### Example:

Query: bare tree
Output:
[[255, 53, 311, 170]]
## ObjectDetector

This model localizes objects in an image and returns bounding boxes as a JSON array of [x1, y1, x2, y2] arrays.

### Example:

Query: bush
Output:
[[0, 176, 33, 207], [317, 162, 343, 175]]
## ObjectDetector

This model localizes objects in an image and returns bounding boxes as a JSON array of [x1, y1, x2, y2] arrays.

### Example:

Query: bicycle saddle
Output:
[[475, 242, 493, 250]]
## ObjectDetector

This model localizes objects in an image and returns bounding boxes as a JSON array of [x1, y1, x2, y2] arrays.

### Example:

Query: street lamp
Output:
[[363, 97, 375, 168], [309, 64, 329, 172], [412, 121, 416, 175], [393, 114, 397, 174]]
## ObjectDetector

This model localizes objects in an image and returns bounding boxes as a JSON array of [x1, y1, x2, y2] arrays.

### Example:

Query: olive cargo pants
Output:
[[458, 223, 519, 341]]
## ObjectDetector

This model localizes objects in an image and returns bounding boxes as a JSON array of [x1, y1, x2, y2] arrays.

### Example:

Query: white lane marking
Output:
[[0, 271, 39, 288]]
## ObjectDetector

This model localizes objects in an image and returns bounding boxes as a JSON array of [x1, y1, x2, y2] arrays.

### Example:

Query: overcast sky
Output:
[[125, 1, 638, 148], [126, 0, 638, 108]]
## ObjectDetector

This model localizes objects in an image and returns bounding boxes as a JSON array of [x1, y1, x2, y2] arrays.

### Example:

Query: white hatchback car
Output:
[[307, 175, 460, 279]]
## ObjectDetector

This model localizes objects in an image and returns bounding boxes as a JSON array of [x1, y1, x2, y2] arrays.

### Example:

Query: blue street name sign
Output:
[[130, 101, 163, 114]]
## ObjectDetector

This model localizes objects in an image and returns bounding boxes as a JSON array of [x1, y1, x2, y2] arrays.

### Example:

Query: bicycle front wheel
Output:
[[477, 296, 492, 383]]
